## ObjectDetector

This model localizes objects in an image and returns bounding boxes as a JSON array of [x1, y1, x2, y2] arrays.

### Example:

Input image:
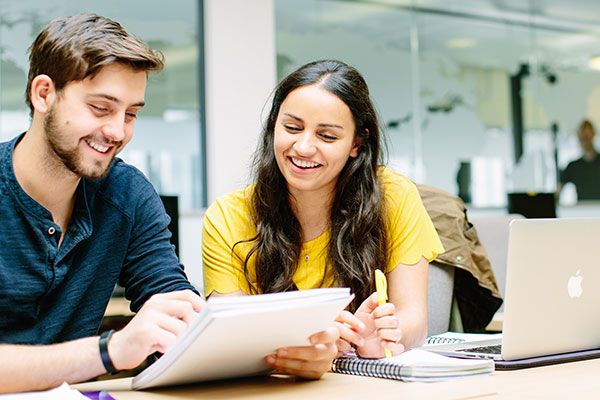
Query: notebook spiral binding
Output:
[[331, 357, 407, 380], [425, 336, 466, 345]]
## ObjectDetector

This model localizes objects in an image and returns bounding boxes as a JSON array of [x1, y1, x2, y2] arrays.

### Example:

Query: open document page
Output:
[[132, 288, 353, 389], [0, 383, 87, 400]]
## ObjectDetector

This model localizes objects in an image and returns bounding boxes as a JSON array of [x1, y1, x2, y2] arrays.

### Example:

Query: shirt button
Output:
[[455, 255, 463, 263], [304, 255, 310, 261], [48, 226, 56, 235]]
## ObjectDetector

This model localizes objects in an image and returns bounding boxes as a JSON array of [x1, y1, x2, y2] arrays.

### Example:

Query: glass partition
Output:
[[275, 0, 600, 209], [0, 0, 205, 211]]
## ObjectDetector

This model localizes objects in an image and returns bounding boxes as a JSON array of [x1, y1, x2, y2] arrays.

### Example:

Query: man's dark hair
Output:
[[25, 13, 164, 114]]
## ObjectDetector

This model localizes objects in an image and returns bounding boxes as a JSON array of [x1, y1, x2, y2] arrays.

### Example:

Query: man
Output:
[[558, 120, 600, 200], [0, 13, 338, 393]]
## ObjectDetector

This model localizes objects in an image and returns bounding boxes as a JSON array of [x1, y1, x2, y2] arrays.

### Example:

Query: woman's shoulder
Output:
[[377, 166, 419, 204], [204, 184, 255, 224]]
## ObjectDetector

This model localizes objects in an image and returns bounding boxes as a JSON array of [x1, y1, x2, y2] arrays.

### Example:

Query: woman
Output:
[[202, 60, 444, 377]]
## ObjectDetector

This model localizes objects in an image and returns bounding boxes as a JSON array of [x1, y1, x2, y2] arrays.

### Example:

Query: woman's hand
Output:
[[265, 326, 340, 379], [354, 293, 405, 358], [333, 310, 366, 355]]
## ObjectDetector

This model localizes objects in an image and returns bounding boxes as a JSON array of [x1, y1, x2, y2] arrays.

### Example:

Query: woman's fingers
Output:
[[378, 327, 402, 344], [382, 341, 405, 356], [336, 310, 365, 330], [265, 327, 339, 379], [333, 321, 364, 347], [373, 315, 399, 330], [336, 338, 353, 354]]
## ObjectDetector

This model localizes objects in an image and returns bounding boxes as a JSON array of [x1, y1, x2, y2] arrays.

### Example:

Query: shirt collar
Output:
[[1, 132, 93, 235]]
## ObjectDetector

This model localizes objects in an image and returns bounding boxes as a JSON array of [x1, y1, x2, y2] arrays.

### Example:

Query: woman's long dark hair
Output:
[[238, 60, 387, 310]]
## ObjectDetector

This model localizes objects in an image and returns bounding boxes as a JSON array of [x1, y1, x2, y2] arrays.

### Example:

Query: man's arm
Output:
[[118, 173, 197, 311], [0, 290, 204, 394], [0, 337, 105, 393]]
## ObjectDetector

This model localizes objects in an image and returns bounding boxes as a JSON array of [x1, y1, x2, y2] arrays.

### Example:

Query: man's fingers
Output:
[[151, 290, 205, 312], [156, 314, 189, 338], [144, 298, 197, 324], [149, 327, 179, 354], [110, 292, 204, 371]]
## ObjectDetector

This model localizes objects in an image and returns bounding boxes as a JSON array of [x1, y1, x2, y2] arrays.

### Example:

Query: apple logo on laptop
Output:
[[567, 269, 583, 298]]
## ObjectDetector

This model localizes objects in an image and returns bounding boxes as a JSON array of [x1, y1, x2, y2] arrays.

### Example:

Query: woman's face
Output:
[[273, 84, 359, 199]]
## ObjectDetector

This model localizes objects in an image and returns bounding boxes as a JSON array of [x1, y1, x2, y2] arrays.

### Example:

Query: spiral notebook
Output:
[[331, 349, 493, 382]]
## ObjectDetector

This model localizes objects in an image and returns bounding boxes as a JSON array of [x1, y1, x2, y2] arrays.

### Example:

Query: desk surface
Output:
[[104, 297, 133, 317], [97, 357, 600, 400]]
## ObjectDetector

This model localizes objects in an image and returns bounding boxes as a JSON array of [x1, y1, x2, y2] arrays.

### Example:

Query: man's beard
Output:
[[44, 107, 116, 180]]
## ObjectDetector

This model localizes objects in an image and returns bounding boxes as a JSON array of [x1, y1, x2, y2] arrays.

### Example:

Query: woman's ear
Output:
[[350, 137, 362, 158], [29, 75, 57, 114], [350, 128, 369, 158]]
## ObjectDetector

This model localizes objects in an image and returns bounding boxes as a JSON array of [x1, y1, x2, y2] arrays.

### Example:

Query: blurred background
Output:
[[3, 0, 600, 290]]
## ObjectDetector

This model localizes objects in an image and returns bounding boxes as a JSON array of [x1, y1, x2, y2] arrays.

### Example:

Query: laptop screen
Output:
[[507, 192, 556, 218]]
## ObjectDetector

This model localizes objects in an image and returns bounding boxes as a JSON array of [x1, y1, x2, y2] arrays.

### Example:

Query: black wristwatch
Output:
[[99, 329, 119, 374]]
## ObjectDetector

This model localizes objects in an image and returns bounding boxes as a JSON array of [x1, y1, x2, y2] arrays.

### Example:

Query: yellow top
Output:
[[202, 167, 445, 296]]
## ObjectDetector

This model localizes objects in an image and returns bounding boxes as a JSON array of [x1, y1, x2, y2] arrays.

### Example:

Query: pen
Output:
[[374, 269, 392, 358]]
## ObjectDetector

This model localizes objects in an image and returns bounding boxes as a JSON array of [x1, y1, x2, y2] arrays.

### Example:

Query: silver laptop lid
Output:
[[502, 218, 600, 360]]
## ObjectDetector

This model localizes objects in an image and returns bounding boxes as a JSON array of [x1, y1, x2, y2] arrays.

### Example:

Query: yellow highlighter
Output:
[[374, 269, 392, 358]]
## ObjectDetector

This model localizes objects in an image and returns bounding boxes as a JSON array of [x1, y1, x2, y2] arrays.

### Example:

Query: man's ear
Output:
[[30, 75, 57, 114], [350, 137, 362, 158]]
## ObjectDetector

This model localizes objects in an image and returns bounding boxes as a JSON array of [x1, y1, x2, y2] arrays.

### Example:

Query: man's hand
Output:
[[265, 327, 340, 379], [108, 290, 205, 371]]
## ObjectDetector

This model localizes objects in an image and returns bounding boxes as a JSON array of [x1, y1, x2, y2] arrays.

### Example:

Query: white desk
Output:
[[72, 357, 600, 400]]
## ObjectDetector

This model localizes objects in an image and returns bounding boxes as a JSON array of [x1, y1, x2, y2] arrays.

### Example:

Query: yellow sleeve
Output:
[[202, 187, 256, 296], [381, 168, 445, 272]]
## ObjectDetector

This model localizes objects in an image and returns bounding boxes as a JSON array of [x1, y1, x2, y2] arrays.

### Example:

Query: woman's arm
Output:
[[0, 290, 204, 393], [386, 256, 429, 349]]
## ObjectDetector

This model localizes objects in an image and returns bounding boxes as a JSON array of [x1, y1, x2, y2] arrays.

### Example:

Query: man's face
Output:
[[578, 124, 596, 154], [43, 63, 147, 180]]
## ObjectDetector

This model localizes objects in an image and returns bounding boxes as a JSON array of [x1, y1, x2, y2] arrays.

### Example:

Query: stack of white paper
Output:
[[133, 288, 354, 389]]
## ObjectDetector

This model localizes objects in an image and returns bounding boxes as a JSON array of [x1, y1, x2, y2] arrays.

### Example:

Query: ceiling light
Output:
[[588, 55, 600, 71], [447, 38, 477, 49]]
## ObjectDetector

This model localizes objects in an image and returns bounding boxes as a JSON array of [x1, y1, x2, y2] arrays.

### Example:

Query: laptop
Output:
[[429, 218, 600, 369]]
